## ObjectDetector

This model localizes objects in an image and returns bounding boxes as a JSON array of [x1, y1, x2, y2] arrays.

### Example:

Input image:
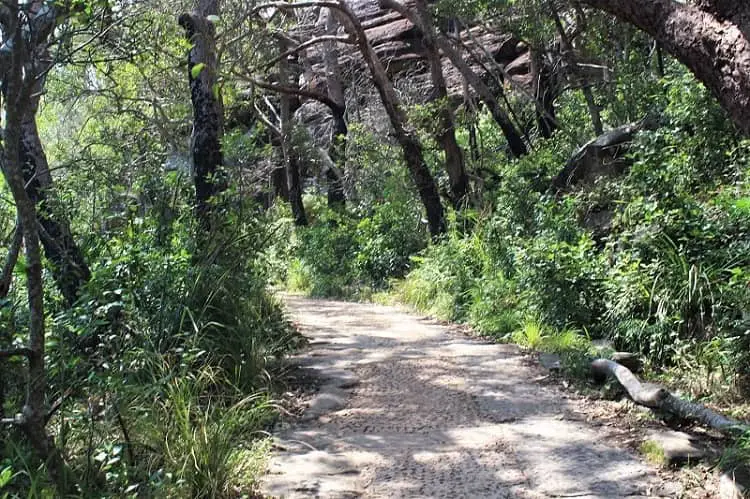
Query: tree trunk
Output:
[[0, 9, 90, 306], [179, 0, 225, 230], [531, 49, 558, 139], [20, 95, 90, 306], [0, 7, 73, 491], [580, 0, 750, 135], [280, 39, 308, 227], [334, 2, 446, 237], [383, 0, 470, 209], [432, 31, 528, 158], [549, 3, 603, 136], [591, 359, 748, 436], [322, 9, 347, 208]]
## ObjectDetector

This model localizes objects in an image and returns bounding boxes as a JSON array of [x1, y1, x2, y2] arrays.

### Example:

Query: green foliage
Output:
[[511, 318, 548, 350], [640, 440, 667, 466], [280, 194, 429, 298], [1, 168, 296, 496], [467, 274, 521, 338], [390, 70, 750, 396], [354, 201, 426, 284], [395, 230, 485, 321]]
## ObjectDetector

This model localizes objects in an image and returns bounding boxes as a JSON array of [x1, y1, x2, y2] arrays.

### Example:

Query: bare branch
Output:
[[0, 218, 23, 299], [243, 75, 345, 115], [262, 34, 354, 70]]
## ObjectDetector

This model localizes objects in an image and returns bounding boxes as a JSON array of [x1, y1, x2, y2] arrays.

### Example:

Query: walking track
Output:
[[263, 295, 678, 498]]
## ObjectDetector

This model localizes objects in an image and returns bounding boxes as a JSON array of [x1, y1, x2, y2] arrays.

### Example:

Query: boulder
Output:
[[645, 430, 709, 466]]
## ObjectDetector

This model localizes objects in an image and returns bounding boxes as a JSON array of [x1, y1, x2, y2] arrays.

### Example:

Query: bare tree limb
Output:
[[591, 358, 749, 436], [261, 34, 354, 70], [0, 218, 23, 299], [242, 75, 345, 115]]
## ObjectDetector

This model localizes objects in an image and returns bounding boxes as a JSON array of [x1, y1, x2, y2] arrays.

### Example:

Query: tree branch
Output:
[[262, 34, 354, 70], [244, 75, 345, 115], [0, 218, 23, 299]]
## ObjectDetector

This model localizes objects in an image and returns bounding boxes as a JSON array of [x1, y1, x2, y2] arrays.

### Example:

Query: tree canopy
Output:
[[1, 0, 749, 495]]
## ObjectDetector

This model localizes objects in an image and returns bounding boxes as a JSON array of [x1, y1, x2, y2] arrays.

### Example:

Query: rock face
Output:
[[299, 0, 533, 103]]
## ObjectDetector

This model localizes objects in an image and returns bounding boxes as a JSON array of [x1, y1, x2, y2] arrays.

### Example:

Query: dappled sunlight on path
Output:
[[263, 296, 676, 498]]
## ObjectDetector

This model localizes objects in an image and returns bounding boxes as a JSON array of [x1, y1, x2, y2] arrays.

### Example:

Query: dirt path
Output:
[[263, 296, 679, 498]]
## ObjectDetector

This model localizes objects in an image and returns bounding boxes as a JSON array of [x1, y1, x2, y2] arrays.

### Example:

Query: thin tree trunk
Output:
[[0, 219, 23, 299], [0, 8, 91, 306], [531, 49, 558, 138], [549, 3, 603, 135], [0, 8, 73, 491], [279, 39, 308, 226], [383, 0, 470, 209], [322, 9, 347, 208], [179, 0, 225, 230], [20, 90, 91, 306], [431, 29, 527, 158], [654, 41, 665, 78], [254, 1, 446, 236]]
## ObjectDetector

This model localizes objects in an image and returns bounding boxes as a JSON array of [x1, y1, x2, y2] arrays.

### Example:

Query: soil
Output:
[[262, 295, 715, 498]]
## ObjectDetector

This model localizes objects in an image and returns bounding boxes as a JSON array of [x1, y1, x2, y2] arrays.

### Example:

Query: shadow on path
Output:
[[263, 295, 676, 498]]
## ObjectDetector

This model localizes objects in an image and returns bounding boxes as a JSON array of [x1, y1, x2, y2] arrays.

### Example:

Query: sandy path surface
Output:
[[263, 295, 677, 498]]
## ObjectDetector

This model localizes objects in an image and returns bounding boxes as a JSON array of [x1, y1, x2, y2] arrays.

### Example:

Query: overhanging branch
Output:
[[243, 75, 345, 115]]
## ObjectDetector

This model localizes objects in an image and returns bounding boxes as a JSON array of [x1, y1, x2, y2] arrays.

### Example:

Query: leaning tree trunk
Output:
[[0, 7, 90, 306], [432, 30, 528, 158], [334, 2, 446, 237], [256, 1, 446, 236], [179, 0, 225, 230], [580, 0, 750, 135], [21, 87, 90, 306], [322, 8, 347, 208], [549, 3, 603, 136], [382, 0, 470, 209], [279, 39, 308, 227], [531, 49, 558, 139]]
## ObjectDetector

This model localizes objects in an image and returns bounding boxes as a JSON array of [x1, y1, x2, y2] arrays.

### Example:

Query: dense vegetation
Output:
[[0, 0, 749, 496]]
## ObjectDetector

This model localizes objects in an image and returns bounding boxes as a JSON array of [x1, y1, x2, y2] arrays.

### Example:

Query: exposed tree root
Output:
[[591, 358, 749, 436]]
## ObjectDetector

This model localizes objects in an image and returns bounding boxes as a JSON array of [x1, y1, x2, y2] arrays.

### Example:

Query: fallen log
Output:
[[591, 358, 749, 437]]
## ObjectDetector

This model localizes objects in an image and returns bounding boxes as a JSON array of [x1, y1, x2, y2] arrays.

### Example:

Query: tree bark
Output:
[[549, 3, 603, 136], [21, 90, 91, 306], [279, 39, 308, 227], [580, 0, 750, 135], [0, 219, 23, 299], [0, 4, 90, 306], [0, 6, 73, 491], [253, 1, 446, 237], [531, 49, 558, 139], [179, 0, 225, 230], [322, 9, 347, 208], [382, 0, 470, 209]]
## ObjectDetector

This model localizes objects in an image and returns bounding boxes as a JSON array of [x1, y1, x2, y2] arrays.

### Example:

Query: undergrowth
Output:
[[0, 195, 298, 497]]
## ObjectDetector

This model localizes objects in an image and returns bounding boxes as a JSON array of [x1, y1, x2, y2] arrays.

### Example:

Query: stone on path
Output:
[[645, 430, 708, 465]]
